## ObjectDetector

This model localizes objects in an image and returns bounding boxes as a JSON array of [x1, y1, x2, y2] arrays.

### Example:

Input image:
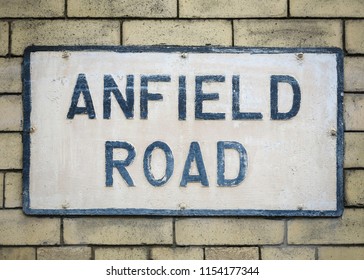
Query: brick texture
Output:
[[0, 0, 362, 261], [68, 0, 176, 18], [12, 20, 120, 56], [179, 0, 287, 18], [234, 20, 342, 47], [176, 218, 284, 245], [261, 247, 315, 260], [288, 209, 364, 245], [151, 247, 203, 260], [95, 247, 148, 260], [345, 133, 364, 168], [4, 172, 22, 208], [0, 58, 22, 93], [205, 247, 259, 260], [344, 57, 364, 92], [345, 170, 364, 206], [290, 0, 364, 18], [37, 247, 92, 260], [0, 133, 22, 169], [64, 218, 173, 245], [346, 20, 364, 54], [0, 95, 22, 131], [0, 0, 64, 18], [0, 210, 60, 245], [0, 22, 8, 56], [344, 94, 364, 131], [123, 20, 232, 46], [0, 247, 35, 260], [318, 246, 364, 260]]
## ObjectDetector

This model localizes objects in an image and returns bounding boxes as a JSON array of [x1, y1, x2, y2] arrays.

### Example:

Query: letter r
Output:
[[105, 141, 135, 187]]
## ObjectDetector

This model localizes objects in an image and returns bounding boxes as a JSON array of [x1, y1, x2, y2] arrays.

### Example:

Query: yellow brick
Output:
[[123, 20, 231, 46], [64, 218, 173, 245], [234, 20, 342, 47], [291, 0, 364, 17], [205, 247, 259, 260], [0, 0, 64, 18], [345, 133, 364, 168], [0, 95, 22, 131], [346, 20, 364, 54], [345, 170, 364, 206], [0, 173, 3, 208], [0, 22, 8, 56], [261, 247, 315, 260], [12, 20, 120, 56], [179, 0, 286, 18], [95, 247, 148, 260], [288, 209, 364, 244], [345, 57, 364, 91], [0, 58, 22, 93], [68, 0, 176, 18], [37, 247, 91, 260], [344, 94, 364, 131], [151, 247, 203, 260], [5, 172, 22, 208], [0, 210, 60, 245], [318, 246, 364, 260], [0, 133, 22, 169], [175, 218, 284, 245], [0, 247, 35, 260]]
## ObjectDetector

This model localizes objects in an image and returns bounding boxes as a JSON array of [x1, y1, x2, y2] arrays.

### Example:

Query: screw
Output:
[[62, 202, 70, 209], [29, 127, 35, 133], [179, 203, 187, 210], [62, 51, 70, 59], [296, 53, 304, 60], [330, 129, 337, 136], [180, 53, 187, 59]]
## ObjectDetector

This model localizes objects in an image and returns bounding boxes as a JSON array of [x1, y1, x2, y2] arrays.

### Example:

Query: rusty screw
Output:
[[330, 129, 337, 136], [62, 51, 70, 59], [296, 53, 304, 60]]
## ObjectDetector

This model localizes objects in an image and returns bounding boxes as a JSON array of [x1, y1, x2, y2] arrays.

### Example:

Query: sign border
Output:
[[22, 46, 344, 217]]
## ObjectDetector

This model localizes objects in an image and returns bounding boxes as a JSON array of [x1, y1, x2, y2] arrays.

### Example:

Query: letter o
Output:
[[143, 141, 174, 186]]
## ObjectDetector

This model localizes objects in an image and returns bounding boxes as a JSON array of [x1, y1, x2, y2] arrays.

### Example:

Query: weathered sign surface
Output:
[[23, 46, 343, 216]]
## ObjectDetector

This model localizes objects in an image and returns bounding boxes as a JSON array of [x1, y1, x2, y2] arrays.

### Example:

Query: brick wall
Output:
[[0, 0, 363, 260]]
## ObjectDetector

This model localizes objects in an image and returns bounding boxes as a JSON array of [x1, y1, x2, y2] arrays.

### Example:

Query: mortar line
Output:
[[7, 21, 11, 57], [60, 217, 64, 245], [315, 247, 319, 260], [177, 0, 180, 18], [284, 219, 288, 246], [120, 20, 123, 45], [287, 0, 290, 18], [258, 246, 262, 260], [172, 217, 176, 247], [91, 246, 95, 260], [342, 19, 346, 54], [231, 20, 235, 46], [65, 0, 68, 19], [2, 172, 5, 208], [1, 16, 364, 20], [147, 247, 152, 260]]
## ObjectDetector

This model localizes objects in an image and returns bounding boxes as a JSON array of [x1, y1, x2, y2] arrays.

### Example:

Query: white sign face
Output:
[[23, 46, 343, 216]]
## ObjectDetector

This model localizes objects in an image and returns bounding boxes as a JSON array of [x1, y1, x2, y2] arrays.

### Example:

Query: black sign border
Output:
[[22, 46, 344, 217]]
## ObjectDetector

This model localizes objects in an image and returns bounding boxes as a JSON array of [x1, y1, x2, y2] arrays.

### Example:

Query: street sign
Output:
[[23, 46, 343, 216]]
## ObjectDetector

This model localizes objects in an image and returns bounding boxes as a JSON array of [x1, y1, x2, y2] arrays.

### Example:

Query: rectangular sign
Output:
[[23, 46, 343, 216]]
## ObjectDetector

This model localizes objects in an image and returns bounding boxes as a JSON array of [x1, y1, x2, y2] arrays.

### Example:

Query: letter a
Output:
[[67, 73, 96, 119]]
